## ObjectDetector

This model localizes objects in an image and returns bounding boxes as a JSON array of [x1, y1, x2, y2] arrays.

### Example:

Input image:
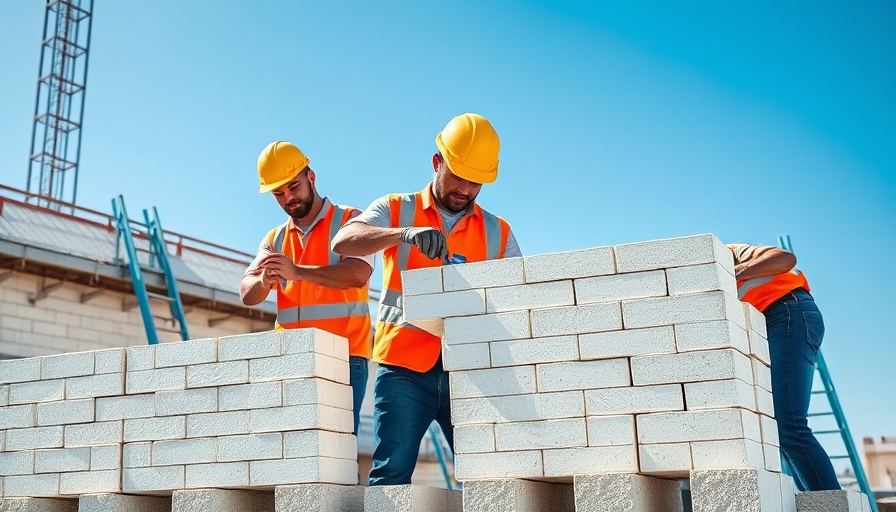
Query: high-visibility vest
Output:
[[268, 203, 371, 359], [374, 187, 511, 372], [737, 270, 811, 313]]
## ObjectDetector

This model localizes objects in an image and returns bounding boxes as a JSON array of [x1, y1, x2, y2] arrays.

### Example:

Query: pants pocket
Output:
[[802, 310, 825, 351]]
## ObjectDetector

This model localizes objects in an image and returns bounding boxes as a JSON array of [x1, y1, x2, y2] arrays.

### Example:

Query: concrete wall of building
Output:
[[865, 437, 896, 490]]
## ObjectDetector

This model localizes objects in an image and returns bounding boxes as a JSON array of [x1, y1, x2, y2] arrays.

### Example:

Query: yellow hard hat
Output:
[[435, 113, 500, 184], [257, 141, 310, 193]]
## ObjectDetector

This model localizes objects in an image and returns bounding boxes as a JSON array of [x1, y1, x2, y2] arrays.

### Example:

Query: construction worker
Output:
[[728, 243, 840, 491], [241, 141, 374, 437], [332, 113, 521, 485]]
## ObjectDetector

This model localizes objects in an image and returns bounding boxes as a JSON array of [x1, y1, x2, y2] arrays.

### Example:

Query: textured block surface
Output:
[[573, 473, 682, 512], [795, 489, 871, 512], [364, 484, 461, 512], [275, 484, 363, 512], [78, 493, 171, 512], [0, 497, 77, 512], [462, 479, 574, 512], [170, 489, 273, 512]]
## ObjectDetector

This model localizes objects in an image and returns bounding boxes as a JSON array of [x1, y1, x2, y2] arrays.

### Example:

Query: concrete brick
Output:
[[156, 388, 218, 416], [0, 357, 41, 384], [96, 394, 156, 421], [249, 456, 357, 485], [756, 385, 775, 417], [64, 373, 124, 399], [6, 425, 63, 450], [495, 418, 586, 451], [760, 414, 779, 446], [667, 262, 737, 296], [675, 319, 750, 354], [59, 469, 120, 495], [283, 430, 357, 460], [486, 281, 575, 313], [443, 311, 530, 346], [454, 423, 495, 454], [454, 450, 543, 480], [442, 342, 490, 371], [585, 384, 683, 416], [632, 348, 752, 386], [524, 246, 616, 283], [402, 266, 444, 296], [78, 494, 171, 512], [764, 444, 783, 473], [463, 479, 574, 512], [0, 497, 77, 511], [186, 360, 248, 388], [123, 442, 151, 468], [125, 346, 155, 372], [282, 329, 348, 361], [684, 378, 756, 411], [218, 433, 283, 462], [125, 367, 186, 394], [574, 473, 682, 512], [90, 445, 120, 470], [93, 349, 125, 375], [171, 489, 273, 512], [0, 404, 36, 429], [543, 445, 639, 476], [34, 447, 90, 473], [64, 420, 122, 447], [586, 415, 637, 447], [152, 437, 216, 465], [282, 379, 351, 410], [0, 385, 7, 406], [623, 290, 745, 329], [154, 338, 217, 368], [614, 234, 733, 273], [1, 473, 59, 497], [9, 379, 65, 404], [217, 331, 282, 361], [250, 404, 353, 434], [37, 398, 94, 426], [186, 411, 250, 438], [691, 438, 765, 469], [249, 353, 348, 385], [575, 270, 667, 304], [0, 451, 34, 476], [637, 409, 761, 444], [749, 329, 771, 366], [536, 358, 630, 392], [743, 303, 768, 339], [489, 335, 578, 368], [579, 326, 675, 360], [40, 352, 94, 379], [364, 484, 461, 512], [638, 443, 692, 476], [781, 473, 798, 512], [442, 257, 525, 292], [121, 466, 185, 493], [184, 462, 249, 488], [449, 366, 536, 399], [690, 468, 787, 512], [451, 391, 584, 425], [124, 416, 186, 442], [404, 289, 486, 322], [753, 358, 772, 392], [275, 483, 364, 512], [219, 381, 283, 411], [531, 302, 622, 337]]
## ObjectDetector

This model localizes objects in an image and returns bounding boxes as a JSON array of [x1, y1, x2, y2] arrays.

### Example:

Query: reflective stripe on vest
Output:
[[396, 194, 417, 272], [737, 276, 775, 300], [278, 301, 369, 324], [482, 209, 501, 260]]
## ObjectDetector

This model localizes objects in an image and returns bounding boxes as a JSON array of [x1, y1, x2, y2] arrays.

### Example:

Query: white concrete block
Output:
[[442, 342, 490, 371], [451, 391, 584, 425], [78, 493, 170, 512], [675, 319, 750, 354], [0, 450, 34, 476], [795, 489, 874, 512], [574, 473, 683, 512], [685, 378, 756, 411], [218, 433, 283, 462], [219, 381, 283, 411], [217, 331, 282, 361], [282, 329, 348, 361], [536, 358, 630, 392], [282, 379, 351, 410], [543, 445, 639, 476], [64, 420, 122, 447], [623, 290, 745, 329], [442, 257, 525, 291], [585, 384, 683, 416], [579, 326, 675, 360], [614, 234, 732, 273], [0, 497, 76, 511], [123, 442, 151, 468], [638, 443, 692, 476], [2, 473, 60, 497], [95, 394, 155, 421], [404, 289, 486, 321], [125, 367, 186, 394], [530, 302, 622, 337], [249, 456, 357, 485], [764, 444, 782, 473], [0, 384, 7, 406], [184, 462, 249, 488], [586, 415, 637, 447], [756, 385, 775, 417], [454, 423, 496, 454], [186, 360, 248, 388], [283, 430, 357, 461], [6, 425, 63, 450], [275, 483, 364, 512], [454, 450, 543, 480], [524, 246, 616, 283], [171, 489, 273, 512], [37, 398, 94, 426], [667, 262, 737, 296], [34, 447, 90, 473], [749, 329, 771, 366], [760, 414, 779, 446], [249, 404, 353, 434], [753, 358, 772, 392], [59, 469, 119, 495], [485, 281, 575, 313], [90, 444, 120, 471], [153, 437, 216, 466], [249, 353, 348, 385], [495, 418, 587, 451], [637, 409, 762, 444], [155, 388, 217, 416], [0, 357, 41, 384], [443, 311, 530, 345], [691, 438, 765, 469], [632, 348, 753, 385], [40, 351, 94, 379], [124, 416, 186, 442], [690, 468, 786, 512], [743, 303, 768, 338], [0, 404, 37, 429], [575, 270, 667, 304], [364, 484, 462, 512], [126, 346, 156, 372], [64, 373, 124, 399], [489, 335, 578, 367], [122, 466, 185, 493], [449, 366, 537, 399], [9, 379, 65, 404], [402, 266, 444, 296], [463, 479, 574, 512], [93, 348, 126, 375], [186, 410, 250, 438], [154, 338, 217, 368]]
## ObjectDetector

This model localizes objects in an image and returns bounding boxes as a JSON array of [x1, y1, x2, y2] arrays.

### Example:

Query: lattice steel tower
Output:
[[27, 0, 94, 208]]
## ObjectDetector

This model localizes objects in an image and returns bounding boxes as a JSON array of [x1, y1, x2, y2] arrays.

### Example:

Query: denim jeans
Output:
[[765, 288, 840, 491], [349, 356, 369, 437], [367, 358, 453, 486]]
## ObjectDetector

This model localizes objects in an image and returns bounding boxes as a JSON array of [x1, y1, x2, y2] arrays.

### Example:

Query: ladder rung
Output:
[[152, 315, 178, 324], [828, 455, 850, 459], [147, 292, 175, 302], [811, 390, 827, 395], [813, 429, 842, 435], [155, 326, 182, 334], [807, 412, 834, 418]]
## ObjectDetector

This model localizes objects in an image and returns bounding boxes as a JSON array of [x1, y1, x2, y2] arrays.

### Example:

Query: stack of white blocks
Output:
[[402, 234, 794, 509], [0, 328, 357, 499]]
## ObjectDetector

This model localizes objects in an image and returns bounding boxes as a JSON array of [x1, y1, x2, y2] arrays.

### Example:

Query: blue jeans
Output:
[[367, 358, 454, 486], [765, 288, 840, 491], [349, 356, 369, 437]]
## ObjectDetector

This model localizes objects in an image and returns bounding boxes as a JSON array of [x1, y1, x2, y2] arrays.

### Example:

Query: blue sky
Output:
[[1, 2, 893, 471]]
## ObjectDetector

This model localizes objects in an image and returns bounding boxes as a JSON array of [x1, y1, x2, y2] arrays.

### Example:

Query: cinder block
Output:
[[154, 338, 217, 369], [684, 378, 756, 411], [37, 398, 94, 426], [96, 394, 155, 421], [0, 357, 41, 384], [404, 289, 486, 322], [1, 473, 59, 497], [743, 303, 768, 339], [34, 447, 90, 473], [401, 266, 444, 296], [40, 351, 94, 379], [614, 234, 733, 274], [449, 366, 536, 399], [667, 262, 737, 296], [442, 342, 490, 371], [218, 433, 283, 462], [755, 386, 775, 417], [282, 379, 351, 410], [579, 326, 675, 360], [249, 404, 353, 434], [64, 373, 124, 399], [0, 497, 77, 511], [186, 360, 249, 388], [543, 445, 638, 476], [171, 489, 273, 512], [219, 381, 283, 411], [156, 388, 218, 416], [124, 416, 186, 442], [442, 257, 525, 292], [454, 450, 543, 480], [121, 466, 185, 494], [186, 411, 249, 438], [123, 442, 151, 468], [454, 423, 495, 454], [90, 445, 120, 471], [638, 442, 692, 477], [153, 438, 216, 466], [0, 451, 34, 476], [623, 290, 745, 329], [495, 418, 587, 451], [451, 391, 584, 425], [585, 415, 636, 447], [575, 270, 667, 304], [530, 303, 622, 337], [126, 367, 186, 394], [184, 462, 249, 488], [759, 414, 779, 446], [780, 472, 797, 512], [283, 430, 357, 461], [749, 330, 771, 366], [675, 320, 750, 354], [281, 329, 349, 362], [249, 353, 348, 385], [524, 246, 615, 283], [585, 384, 683, 416], [691, 438, 765, 469], [637, 409, 761, 444], [485, 281, 574, 313], [489, 335, 578, 367], [364, 484, 462, 512], [275, 483, 364, 512], [78, 493, 171, 512], [631, 348, 752, 386], [9, 379, 65, 404], [764, 444, 783, 473], [690, 468, 788, 512], [64, 420, 122, 447], [753, 359, 772, 392], [126, 346, 156, 372], [443, 311, 530, 346], [0, 384, 8, 406], [0, 404, 36, 429], [59, 469, 119, 495], [249, 457, 357, 486], [574, 473, 682, 512], [6, 425, 64, 450], [463, 479, 574, 512], [93, 349, 126, 375], [217, 331, 282, 361], [536, 358, 630, 393]]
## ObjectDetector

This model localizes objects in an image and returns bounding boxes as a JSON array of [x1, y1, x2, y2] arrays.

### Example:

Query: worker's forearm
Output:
[[240, 274, 272, 305], [292, 261, 370, 289], [735, 250, 797, 280], [332, 223, 404, 256]]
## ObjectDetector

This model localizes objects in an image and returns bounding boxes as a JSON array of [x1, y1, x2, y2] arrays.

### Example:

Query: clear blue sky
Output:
[[1, 2, 893, 471]]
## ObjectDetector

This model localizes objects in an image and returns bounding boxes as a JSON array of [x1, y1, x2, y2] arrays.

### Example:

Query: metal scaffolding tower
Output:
[[26, 0, 94, 209]]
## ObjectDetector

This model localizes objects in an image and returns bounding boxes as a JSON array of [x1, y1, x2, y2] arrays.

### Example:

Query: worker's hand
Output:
[[401, 227, 448, 261], [258, 254, 300, 282], [259, 267, 279, 288]]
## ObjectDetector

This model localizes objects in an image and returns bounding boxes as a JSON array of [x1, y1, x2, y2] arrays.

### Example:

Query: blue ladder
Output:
[[428, 424, 456, 490], [112, 196, 189, 344], [777, 235, 877, 511]]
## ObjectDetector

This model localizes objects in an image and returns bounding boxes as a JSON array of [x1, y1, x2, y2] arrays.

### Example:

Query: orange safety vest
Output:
[[268, 203, 372, 359], [737, 270, 811, 313], [374, 185, 511, 372]]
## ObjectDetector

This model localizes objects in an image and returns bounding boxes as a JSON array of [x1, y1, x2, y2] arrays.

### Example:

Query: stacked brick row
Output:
[[0, 329, 357, 498], [402, 235, 783, 485]]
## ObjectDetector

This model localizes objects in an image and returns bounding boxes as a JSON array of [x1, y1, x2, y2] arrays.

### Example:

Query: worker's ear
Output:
[[307, 169, 316, 185], [432, 153, 441, 173]]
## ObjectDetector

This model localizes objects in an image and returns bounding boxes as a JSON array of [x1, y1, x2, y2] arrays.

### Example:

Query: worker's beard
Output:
[[284, 196, 313, 220]]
